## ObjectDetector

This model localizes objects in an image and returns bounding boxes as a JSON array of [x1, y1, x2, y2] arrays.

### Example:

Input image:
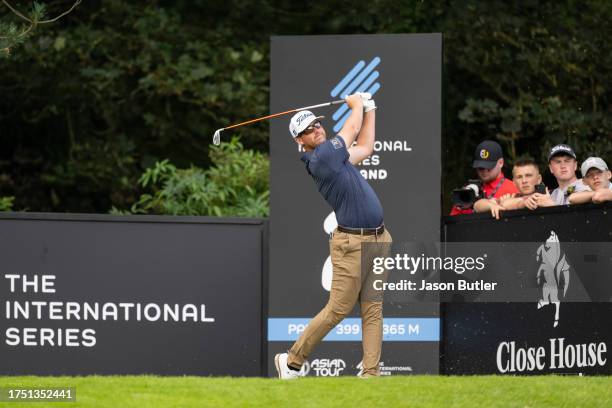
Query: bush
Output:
[[0, 196, 14, 211], [113, 138, 268, 217]]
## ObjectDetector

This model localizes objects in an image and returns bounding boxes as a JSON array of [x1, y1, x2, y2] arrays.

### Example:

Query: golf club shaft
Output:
[[222, 99, 344, 131], [298, 99, 345, 111]]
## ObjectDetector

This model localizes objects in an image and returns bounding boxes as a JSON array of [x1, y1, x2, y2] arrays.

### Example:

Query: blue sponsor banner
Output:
[[268, 318, 440, 342]]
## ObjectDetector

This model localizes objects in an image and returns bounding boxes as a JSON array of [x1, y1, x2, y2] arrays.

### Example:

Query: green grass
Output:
[[0, 376, 610, 407]]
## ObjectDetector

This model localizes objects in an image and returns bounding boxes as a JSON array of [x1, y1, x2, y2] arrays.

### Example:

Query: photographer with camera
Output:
[[450, 140, 519, 216]]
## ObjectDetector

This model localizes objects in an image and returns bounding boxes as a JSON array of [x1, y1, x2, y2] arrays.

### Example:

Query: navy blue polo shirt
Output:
[[301, 136, 383, 228]]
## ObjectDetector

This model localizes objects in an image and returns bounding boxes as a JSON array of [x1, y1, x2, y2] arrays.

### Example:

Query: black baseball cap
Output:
[[548, 144, 576, 161], [472, 140, 503, 169]]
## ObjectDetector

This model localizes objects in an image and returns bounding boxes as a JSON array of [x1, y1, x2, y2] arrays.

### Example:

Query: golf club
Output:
[[212, 99, 347, 145]]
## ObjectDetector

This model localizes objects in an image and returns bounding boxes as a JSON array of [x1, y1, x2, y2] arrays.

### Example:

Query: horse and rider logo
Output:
[[536, 231, 570, 327]]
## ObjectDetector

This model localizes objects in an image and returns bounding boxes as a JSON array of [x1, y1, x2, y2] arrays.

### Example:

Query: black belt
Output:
[[337, 224, 385, 236]]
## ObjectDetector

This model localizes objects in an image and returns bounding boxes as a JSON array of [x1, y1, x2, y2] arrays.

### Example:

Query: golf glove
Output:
[[363, 99, 377, 112], [354, 92, 372, 103]]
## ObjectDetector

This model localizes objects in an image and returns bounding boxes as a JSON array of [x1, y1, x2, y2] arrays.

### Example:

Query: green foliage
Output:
[[0, 2, 43, 57], [1, 0, 267, 213], [0, 1, 81, 57], [0, 196, 14, 211], [445, 0, 612, 166], [117, 138, 269, 217], [2, 1, 612, 215]]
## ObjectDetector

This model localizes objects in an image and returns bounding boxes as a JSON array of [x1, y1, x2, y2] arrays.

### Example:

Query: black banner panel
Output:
[[443, 303, 611, 375], [0, 213, 265, 376], [442, 204, 612, 375], [269, 34, 442, 375]]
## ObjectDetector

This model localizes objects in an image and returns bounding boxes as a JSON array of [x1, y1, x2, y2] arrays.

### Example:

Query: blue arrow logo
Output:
[[330, 57, 381, 133]]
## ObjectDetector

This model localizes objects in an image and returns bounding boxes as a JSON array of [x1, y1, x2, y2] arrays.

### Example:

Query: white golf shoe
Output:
[[274, 353, 300, 380]]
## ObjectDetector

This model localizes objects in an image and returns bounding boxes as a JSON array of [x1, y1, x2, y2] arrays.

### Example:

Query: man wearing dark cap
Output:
[[547, 144, 589, 205], [450, 140, 519, 216]]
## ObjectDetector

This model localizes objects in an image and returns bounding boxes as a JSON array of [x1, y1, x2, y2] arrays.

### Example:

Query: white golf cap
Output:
[[289, 110, 324, 138], [581, 156, 609, 175]]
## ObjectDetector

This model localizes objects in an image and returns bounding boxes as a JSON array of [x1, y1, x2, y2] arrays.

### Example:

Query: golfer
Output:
[[275, 93, 392, 379]]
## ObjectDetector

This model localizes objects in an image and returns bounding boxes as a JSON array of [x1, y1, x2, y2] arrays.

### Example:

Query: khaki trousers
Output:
[[288, 228, 392, 376]]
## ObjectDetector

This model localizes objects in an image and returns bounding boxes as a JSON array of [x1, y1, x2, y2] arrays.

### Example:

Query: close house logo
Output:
[[330, 57, 381, 133], [536, 231, 570, 327], [494, 233, 608, 374]]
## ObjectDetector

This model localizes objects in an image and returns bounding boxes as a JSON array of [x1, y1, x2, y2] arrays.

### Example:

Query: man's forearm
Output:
[[568, 191, 594, 204], [600, 189, 612, 200], [499, 197, 526, 210], [473, 198, 494, 213], [338, 105, 363, 146], [355, 110, 375, 152], [593, 188, 612, 203]]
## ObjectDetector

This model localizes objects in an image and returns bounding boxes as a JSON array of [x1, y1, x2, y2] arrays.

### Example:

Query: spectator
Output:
[[547, 144, 590, 205], [452, 140, 519, 216], [504, 158, 556, 212], [569, 157, 612, 204], [510, 158, 543, 197], [475, 158, 553, 219]]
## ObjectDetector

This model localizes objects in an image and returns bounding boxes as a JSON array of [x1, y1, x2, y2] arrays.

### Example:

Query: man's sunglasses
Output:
[[300, 121, 322, 136]]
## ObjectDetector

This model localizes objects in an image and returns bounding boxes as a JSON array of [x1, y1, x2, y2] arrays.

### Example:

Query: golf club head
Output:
[[213, 129, 222, 146]]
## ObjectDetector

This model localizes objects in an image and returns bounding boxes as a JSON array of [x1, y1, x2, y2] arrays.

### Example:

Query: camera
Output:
[[451, 179, 483, 208], [535, 183, 546, 194]]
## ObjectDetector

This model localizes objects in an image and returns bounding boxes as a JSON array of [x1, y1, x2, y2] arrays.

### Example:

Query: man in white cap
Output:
[[274, 92, 392, 379], [569, 157, 612, 204]]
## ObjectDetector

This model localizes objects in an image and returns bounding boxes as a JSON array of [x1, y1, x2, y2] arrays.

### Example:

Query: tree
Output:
[[0, 0, 81, 57], [1, 1, 268, 212]]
